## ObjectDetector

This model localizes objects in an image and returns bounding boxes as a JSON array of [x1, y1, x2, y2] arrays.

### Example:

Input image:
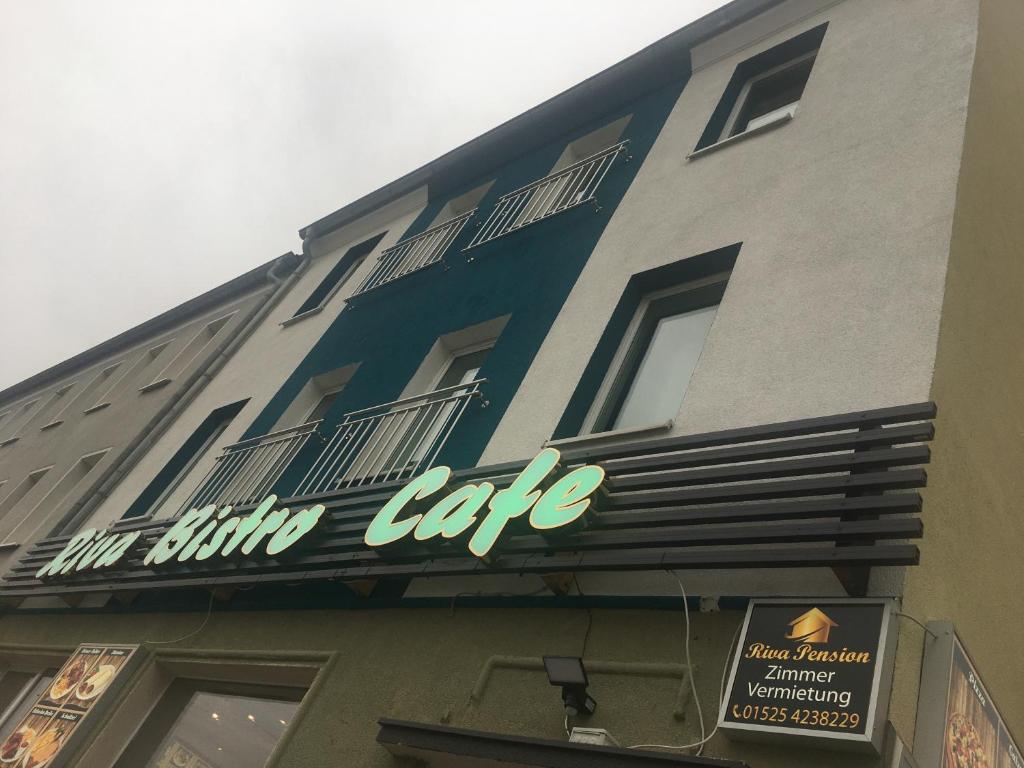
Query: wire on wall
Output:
[[629, 572, 744, 754]]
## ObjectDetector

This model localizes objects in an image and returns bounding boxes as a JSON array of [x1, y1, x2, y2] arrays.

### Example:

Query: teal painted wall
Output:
[[243, 75, 690, 491]]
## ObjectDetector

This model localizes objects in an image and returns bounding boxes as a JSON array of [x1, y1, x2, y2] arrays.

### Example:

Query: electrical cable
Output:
[[572, 574, 594, 659], [676, 573, 706, 752], [144, 590, 216, 645], [893, 611, 938, 638], [629, 597, 744, 754]]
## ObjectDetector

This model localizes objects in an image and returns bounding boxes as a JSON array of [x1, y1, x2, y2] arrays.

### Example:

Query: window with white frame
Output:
[[143, 314, 234, 390], [693, 23, 827, 153], [586, 276, 728, 434], [722, 51, 817, 138]]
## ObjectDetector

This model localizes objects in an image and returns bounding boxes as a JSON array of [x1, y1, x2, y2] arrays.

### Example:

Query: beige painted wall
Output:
[[889, 0, 1024, 748], [0, 290, 264, 573], [0, 606, 882, 768]]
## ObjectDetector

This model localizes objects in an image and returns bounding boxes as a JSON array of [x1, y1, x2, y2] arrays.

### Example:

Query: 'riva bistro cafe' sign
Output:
[[37, 448, 606, 579]]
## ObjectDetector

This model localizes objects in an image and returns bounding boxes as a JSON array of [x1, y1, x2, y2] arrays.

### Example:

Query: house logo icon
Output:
[[785, 607, 838, 644]]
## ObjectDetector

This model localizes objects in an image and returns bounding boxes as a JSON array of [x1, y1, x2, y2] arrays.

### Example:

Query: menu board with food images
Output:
[[943, 638, 1022, 768], [0, 645, 137, 768]]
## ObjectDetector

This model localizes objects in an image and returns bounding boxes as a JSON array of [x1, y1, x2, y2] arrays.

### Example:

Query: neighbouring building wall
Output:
[[0, 289, 266, 573], [891, 0, 1024, 747]]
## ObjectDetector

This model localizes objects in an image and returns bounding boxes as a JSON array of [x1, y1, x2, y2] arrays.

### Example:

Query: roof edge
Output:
[[299, 0, 783, 242], [0, 252, 301, 405]]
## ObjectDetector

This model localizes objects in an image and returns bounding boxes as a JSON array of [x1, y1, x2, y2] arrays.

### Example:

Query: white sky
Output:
[[0, 0, 728, 390]]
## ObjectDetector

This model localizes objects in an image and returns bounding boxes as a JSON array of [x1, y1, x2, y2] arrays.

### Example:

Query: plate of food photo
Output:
[[47, 658, 89, 702], [0, 727, 33, 765], [19, 724, 63, 768], [947, 713, 991, 768], [75, 664, 116, 702]]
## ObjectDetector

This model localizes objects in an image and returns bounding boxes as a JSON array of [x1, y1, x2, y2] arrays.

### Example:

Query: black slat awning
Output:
[[376, 718, 749, 768]]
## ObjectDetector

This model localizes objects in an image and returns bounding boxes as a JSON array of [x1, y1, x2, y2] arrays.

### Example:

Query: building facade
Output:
[[0, 0, 1020, 766]]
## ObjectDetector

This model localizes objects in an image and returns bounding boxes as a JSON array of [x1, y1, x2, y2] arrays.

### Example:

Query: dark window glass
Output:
[[730, 55, 816, 136], [121, 399, 248, 520], [113, 680, 304, 768], [294, 231, 387, 316]]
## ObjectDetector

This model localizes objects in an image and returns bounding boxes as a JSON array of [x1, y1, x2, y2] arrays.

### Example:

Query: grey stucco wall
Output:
[[481, 0, 977, 464]]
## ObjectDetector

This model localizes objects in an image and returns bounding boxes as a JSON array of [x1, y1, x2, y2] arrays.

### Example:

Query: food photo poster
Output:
[[944, 638, 1021, 768], [0, 645, 137, 768]]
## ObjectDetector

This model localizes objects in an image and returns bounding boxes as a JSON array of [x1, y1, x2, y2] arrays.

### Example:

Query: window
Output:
[[115, 339, 173, 397], [122, 400, 248, 520], [305, 388, 343, 423], [0, 671, 56, 746], [0, 449, 110, 545], [0, 399, 40, 446], [291, 231, 387, 318], [143, 315, 235, 391], [589, 276, 728, 434], [383, 346, 491, 473], [694, 23, 827, 152], [81, 361, 124, 414], [112, 680, 303, 768], [725, 51, 816, 137], [0, 467, 51, 531], [36, 383, 76, 430]]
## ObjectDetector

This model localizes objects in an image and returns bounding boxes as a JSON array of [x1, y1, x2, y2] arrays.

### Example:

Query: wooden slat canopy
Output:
[[0, 402, 935, 601]]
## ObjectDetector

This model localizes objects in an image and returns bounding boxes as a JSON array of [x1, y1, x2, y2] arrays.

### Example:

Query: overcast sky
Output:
[[0, 0, 727, 390]]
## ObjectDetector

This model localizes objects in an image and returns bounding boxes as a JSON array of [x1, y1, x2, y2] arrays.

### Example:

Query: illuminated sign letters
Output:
[[37, 496, 325, 580], [363, 448, 606, 558], [37, 448, 605, 580]]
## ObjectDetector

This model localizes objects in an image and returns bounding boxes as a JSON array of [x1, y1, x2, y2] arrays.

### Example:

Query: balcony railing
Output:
[[296, 379, 487, 494], [464, 141, 629, 250], [176, 420, 323, 514], [353, 210, 476, 295]]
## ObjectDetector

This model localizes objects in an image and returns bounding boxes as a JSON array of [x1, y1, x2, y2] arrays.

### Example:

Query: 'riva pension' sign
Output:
[[36, 448, 605, 580]]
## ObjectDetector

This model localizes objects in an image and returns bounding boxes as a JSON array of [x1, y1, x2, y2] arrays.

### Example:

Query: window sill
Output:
[[40, 420, 64, 432], [544, 420, 673, 449], [0, 436, 20, 448], [687, 111, 794, 160], [280, 305, 324, 327], [139, 378, 172, 394], [83, 402, 111, 415], [0, 541, 19, 551]]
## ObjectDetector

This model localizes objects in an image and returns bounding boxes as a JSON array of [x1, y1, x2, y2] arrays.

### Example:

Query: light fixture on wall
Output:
[[543, 656, 596, 717]]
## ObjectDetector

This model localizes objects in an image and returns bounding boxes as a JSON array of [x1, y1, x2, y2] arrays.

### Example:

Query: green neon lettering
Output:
[[220, 495, 277, 556], [530, 465, 605, 530], [266, 505, 326, 556], [93, 531, 141, 569], [415, 482, 494, 541], [74, 533, 119, 571], [364, 466, 451, 547], [177, 505, 232, 562], [36, 529, 99, 579], [144, 505, 216, 566], [240, 509, 290, 556], [195, 516, 241, 562], [469, 448, 561, 558]]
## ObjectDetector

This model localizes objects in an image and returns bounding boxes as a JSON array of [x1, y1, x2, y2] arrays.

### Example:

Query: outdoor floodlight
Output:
[[543, 655, 596, 717]]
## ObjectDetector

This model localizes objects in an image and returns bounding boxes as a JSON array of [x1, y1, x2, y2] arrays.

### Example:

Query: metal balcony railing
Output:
[[353, 210, 476, 295], [295, 379, 486, 494], [464, 141, 628, 250], [176, 420, 323, 514]]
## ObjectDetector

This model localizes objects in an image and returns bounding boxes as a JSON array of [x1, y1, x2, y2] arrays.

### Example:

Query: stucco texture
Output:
[[0, 604, 880, 768], [889, 0, 1024, 749]]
